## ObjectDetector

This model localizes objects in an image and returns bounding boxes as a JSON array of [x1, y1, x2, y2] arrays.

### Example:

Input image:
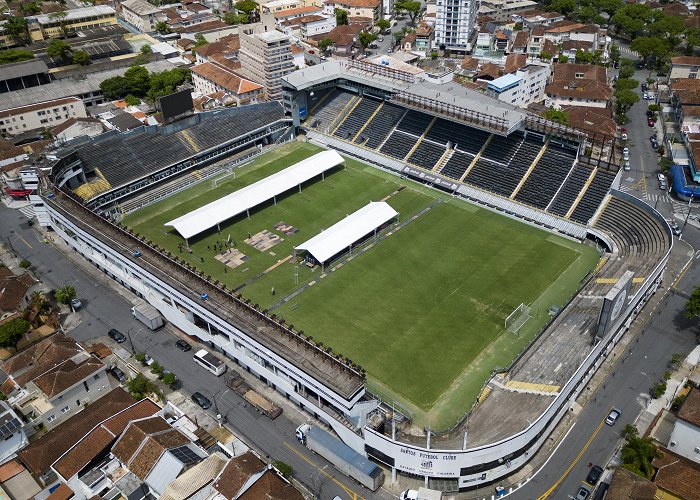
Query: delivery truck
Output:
[[296, 424, 384, 491], [225, 371, 282, 419], [131, 303, 164, 330]]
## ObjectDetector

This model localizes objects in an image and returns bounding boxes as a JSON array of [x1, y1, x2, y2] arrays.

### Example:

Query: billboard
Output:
[[159, 88, 194, 123], [596, 269, 634, 340]]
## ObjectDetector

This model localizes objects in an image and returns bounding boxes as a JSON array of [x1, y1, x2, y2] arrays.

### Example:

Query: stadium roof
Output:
[[295, 201, 397, 263], [165, 150, 344, 239]]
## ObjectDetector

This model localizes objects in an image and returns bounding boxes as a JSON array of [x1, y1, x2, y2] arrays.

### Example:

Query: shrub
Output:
[[19, 260, 31, 269], [651, 382, 667, 399], [150, 362, 164, 375], [161, 372, 177, 386], [272, 460, 293, 479], [134, 352, 146, 363], [126, 373, 158, 400]]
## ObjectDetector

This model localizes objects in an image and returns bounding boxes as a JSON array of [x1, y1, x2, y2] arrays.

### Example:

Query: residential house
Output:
[[541, 20, 585, 44], [120, 0, 165, 33], [26, 6, 117, 41], [0, 97, 87, 137], [0, 267, 39, 317], [563, 106, 617, 138], [478, 0, 539, 23], [513, 9, 565, 29], [2, 333, 110, 431], [110, 415, 207, 497], [672, 56, 700, 80], [260, 0, 307, 14], [561, 39, 597, 61], [486, 63, 548, 107], [323, 0, 382, 23], [194, 34, 241, 65], [282, 14, 336, 38], [16, 387, 142, 485], [605, 467, 657, 500], [51, 117, 105, 143], [510, 30, 529, 54], [274, 5, 324, 24], [161, 5, 219, 31], [414, 23, 434, 55], [545, 63, 611, 109], [0, 402, 28, 465], [476, 62, 501, 82], [158, 452, 229, 500], [652, 447, 700, 500], [192, 63, 264, 104], [667, 387, 700, 463], [311, 23, 367, 57]]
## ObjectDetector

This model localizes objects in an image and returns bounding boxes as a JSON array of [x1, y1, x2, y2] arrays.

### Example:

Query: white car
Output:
[[643, 92, 649, 100], [657, 173, 666, 182], [623, 151, 629, 160], [621, 133, 628, 140], [605, 407, 621, 425], [624, 160, 630, 171]]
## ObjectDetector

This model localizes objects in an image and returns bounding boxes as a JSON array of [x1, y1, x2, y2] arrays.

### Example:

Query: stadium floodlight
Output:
[[505, 303, 531, 335]]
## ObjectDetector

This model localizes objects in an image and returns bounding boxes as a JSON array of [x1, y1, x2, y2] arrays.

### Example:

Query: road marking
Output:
[[18, 235, 32, 249], [537, 412, 608, 499], [283, 441, 366, 500]]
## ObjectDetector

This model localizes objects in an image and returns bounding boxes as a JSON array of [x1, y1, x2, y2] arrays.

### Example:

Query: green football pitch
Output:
[[124, 141, 599, 428]]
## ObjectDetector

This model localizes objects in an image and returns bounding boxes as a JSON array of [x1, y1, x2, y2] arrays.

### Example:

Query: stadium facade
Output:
[[30, 61, 672, 492]]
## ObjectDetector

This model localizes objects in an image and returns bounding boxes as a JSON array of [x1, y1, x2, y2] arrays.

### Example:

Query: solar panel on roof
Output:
[[0, 418, 22, 439], [169, 445, 201, 465]]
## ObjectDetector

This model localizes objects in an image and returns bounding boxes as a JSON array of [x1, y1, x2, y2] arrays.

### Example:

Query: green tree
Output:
[[576, 49, 593, 64], [272, 461, 293, 479], [100, 76, 130, 99], [0, 49, 35, 65], [685, 29, 700, 56], [614, 78, 639, 91], [155, 21, 171, 34], [161, 372, 177, 386], [376, 19, 390, 31], [224, 12, 247, 24], [47, 38, 73, 63], [124, 65, 150, 95], [539, 50, 552, 60], [235, 0, 257, 13], [358, 31, 377, 51], [558, 54, 569, 63], [124, 94, 141, 106], [19, 2, 42, 15], [611, 4, 653, 39], [194, 33, 208, 48], [618, 65, 635, 79], [576, 5, 604, 25], [630, 36, 669, 65], [395, 1, 421, 25], [140, 44, 152, 55], [19, 259, 31, 269], [621, 425, 660, 478], [55, 285, 76, 305], [72, 50, 90, 66], [544, 108, 568, 125], [686, 286, 700, 318], [4, 17, 29, 45], [318, 38, 334, 53], [549, 0, 577, 15], [49, 11, 69, 37], [335, 8, 348, 25], [392, 30, 404, 44], [610, 44, 620, 62], [616, 88, 640, 111], [0, 318, 31, 348], [126, 373, 159, 399]]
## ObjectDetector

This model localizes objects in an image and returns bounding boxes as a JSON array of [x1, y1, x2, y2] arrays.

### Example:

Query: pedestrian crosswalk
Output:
[[19, 205, 34, 219], [619, 46, 639, 57]]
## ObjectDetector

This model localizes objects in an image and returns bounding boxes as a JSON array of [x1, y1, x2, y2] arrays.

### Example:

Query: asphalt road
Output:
[[0, 205, 391, 500]]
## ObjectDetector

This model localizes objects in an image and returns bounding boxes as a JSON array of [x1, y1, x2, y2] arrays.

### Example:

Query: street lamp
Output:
[[214, 389, 230, 427], [126, 327, 144, 354], [310, 465, 327, 499]]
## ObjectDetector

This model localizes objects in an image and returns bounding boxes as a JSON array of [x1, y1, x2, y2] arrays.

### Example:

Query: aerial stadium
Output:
[[31, 59, 671, 492]]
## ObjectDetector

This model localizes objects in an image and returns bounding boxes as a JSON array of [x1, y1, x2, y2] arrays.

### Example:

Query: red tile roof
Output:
[[46, 483, 74, 500], [273, 6, 321, 18], [192, 62, 262, 95], [331, 0, 380, 7], [504, 53, 527, 74], [238, 469, 304, 500], [605, 467, 656, 500], [2, 333, 83, 387], [0, 270, 35, 313], [652, 447, 700, 500], [562, 105, 616, 137], [33, 356, 104, 399], [18, 388, 136, 477], [677, 387, 700, 427], [213, 451, 265, 499], [0, 461, 24, 482], [672, 56, 700, 66]]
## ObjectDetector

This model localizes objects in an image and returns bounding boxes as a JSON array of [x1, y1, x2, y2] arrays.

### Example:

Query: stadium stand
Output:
[[407, 140, 446, 170], [356, 103, 405, 148], [480, 132, 524, 165], [570, 169, 617, 224], [309, 90, 356, 131], [439, 151, 473, 180], [380, 130, 419, 160], [548, 164, 594, 217], [454, 128, 491, 156], [334, 97, 382, 140], [514, 144, 577, 209], [396, 109, 434, 135], [75, 103, 286, 190]]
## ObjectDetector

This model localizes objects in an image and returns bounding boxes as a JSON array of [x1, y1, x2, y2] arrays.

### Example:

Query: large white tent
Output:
[[165, 150, 344, 240], [295, 201, 398, 264]]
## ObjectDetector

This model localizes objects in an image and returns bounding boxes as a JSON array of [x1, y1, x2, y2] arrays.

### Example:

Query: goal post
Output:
[[505, 303, 531, 334]]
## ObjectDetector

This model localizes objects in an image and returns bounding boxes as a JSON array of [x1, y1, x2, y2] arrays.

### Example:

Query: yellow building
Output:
[[27, 6, 117, 42]]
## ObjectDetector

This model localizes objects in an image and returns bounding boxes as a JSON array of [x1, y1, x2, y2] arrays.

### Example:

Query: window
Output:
[[77, 400, 81, 406], [47, 415, 57, 423], [575, 72, 584, 78], [93, 373, 100, 380], [83, 381, 89, 392], [61, 406, 70, 413]]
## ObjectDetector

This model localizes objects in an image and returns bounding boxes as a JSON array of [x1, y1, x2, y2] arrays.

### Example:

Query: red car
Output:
[[648, 118, 656, 127]]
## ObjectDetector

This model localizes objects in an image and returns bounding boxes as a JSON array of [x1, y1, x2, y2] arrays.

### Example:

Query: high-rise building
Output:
[[239, 28, 295, 101], [434, 0, 478, 54]]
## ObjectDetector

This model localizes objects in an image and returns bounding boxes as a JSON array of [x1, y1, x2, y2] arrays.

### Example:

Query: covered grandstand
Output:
[[46, 102, 292, 210], [294, 201, 398, 267], [165, 150, 344, 240]]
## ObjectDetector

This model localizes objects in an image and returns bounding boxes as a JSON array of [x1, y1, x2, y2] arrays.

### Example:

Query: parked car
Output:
[[624, 160, 630, 171], [669, 220, 681, 236], [613, 60, 620, 69], [143, 354, 155, 366], [70, 298, 82, 310], [643, 92, 649, 100], [586, 465, 603, 485], [648, 118, 656, 127], [659, 179, 667, 190], [192, 392, 212, 409], [651, 138, 658, 149], [110, 366, 127, 384], [641, 83, 648, 91], [606, 407, 621, 425], [576, 485, 591, 500], [108, 328, 126, 343], [176, 339, 192, 352], [621, 132, 628, 140], [657, 173, 666, 182], [646, 110, 654, 118], [623, 148, 629, 160]]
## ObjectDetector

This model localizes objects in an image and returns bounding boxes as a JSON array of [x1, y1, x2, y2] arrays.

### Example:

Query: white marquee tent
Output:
[[295, 201, 398, 265], [165, 150, 344, 240]]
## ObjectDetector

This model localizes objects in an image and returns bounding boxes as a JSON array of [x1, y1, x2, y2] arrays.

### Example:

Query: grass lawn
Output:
[[124, 141, 599, 425]]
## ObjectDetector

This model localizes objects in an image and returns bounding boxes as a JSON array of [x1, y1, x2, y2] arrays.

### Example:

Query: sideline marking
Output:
[[283, 441, 365, 500], [538, 412, 608, 499]]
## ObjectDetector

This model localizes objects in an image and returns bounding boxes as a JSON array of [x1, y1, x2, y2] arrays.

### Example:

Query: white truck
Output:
[[131, 303, 164, 330], [400, 488, 443, 500]]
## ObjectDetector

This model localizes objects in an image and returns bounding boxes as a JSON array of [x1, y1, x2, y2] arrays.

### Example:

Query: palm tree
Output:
[[620, 425, 661, 479]]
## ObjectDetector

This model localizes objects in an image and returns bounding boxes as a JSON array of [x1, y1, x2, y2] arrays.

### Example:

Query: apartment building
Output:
[[191, 63, 263, 104], [239, 29, 295, 100], [27, 6, 117, 41], [671, 56, 700, 80], [323, 0, 382, 23], [435, 0, 478, 53], [486, 64, 548, 107], [120, 0, 166, 33], [478, 0, 539, 23], [0, 97, 87, 136]]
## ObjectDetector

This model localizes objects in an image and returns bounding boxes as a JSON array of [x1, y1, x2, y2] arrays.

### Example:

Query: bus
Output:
[[193, 349, 227, 376]]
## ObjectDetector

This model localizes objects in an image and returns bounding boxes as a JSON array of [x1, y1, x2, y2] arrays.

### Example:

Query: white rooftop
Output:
[[31, 5, 115, 24], [295, 201, 398, 263], [165, 150, 344, 239]]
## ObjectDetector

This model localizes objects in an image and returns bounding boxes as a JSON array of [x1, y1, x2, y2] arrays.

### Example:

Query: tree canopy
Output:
[[155, 21, 171, 34], [55, 285, 76, 305], [335, 8, 348, 25], [376, 19, 390, 31], [395, 1, 421, 24], [621, 425, 660, 479], [318, 38, 334, 53], [0, 49, 34, 65], [235, 0, 257, 13], [686, 286, 700, 318], [72, 50, 90, 66], [4, 17, 29, 45], [47, 39, 73, 63], [0, 319, 30, 348], [544, 108, 568, 125], [358, 31, 377, 50]]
